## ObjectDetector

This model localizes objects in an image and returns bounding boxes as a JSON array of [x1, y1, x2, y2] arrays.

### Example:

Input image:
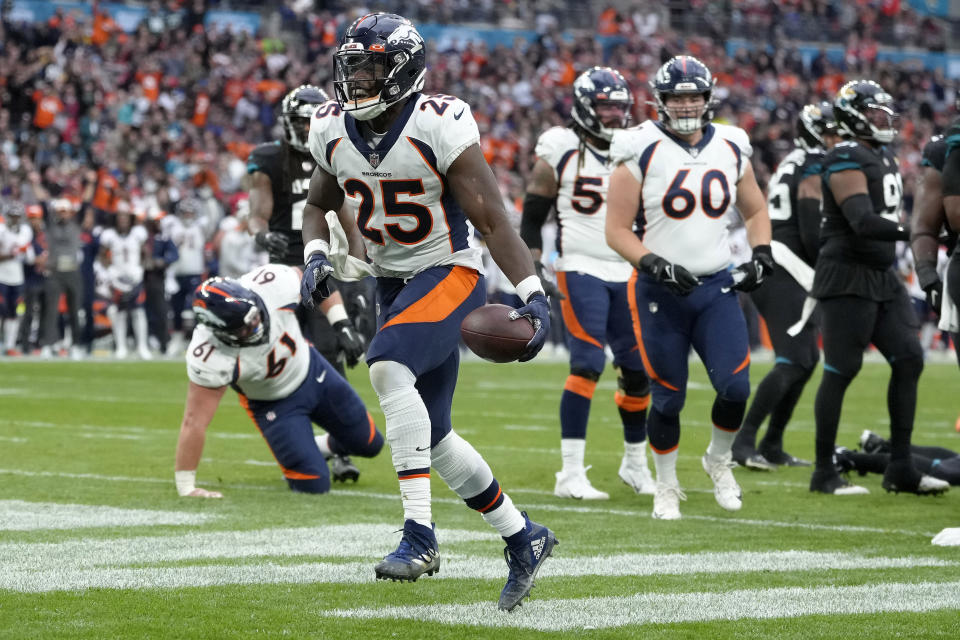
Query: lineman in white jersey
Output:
[[521, 67, 654, 501], [168, 197, 208, 353], [606, 55, 774, 520], [0, 203, 33, 355], [98, 204, 151, 359], [174, 264, 383, 497], [299, 13, 555, 611]]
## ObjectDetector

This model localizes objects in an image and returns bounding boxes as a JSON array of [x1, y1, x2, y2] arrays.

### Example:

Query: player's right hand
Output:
[[300, 252, 335, 308], [255, 231, 289, 257], [183, 488, 223, 499], [332, 318, 365, 367], [535, 261, 565, 301], [923, 280, 943, 317], [638, 253, 699, 296]]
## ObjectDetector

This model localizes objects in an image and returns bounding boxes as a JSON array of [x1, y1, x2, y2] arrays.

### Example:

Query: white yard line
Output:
[[331, 581, 960, 630], [0, 500, 215, 531]]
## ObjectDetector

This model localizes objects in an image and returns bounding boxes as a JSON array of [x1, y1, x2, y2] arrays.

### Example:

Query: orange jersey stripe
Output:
[[732, 351, 750, 375], [564, 374, 597, 399], [381, 266, 478, 329], [614, 390, 650, 411], [399, 473, 431, 480], [557, 272, 602, 348], [366, 411, 376, 444], [282, 469, 320, 480], [626, 269, 679, 392]]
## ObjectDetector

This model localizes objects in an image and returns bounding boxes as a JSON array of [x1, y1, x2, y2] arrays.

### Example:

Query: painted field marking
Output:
[[0, 500, 215, 531], [331, 580, 960, 630]]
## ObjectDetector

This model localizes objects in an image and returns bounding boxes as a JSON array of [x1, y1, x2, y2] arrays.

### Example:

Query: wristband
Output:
[[175, 470, 197, 496], [325, 302, 349, 325], [303, 239, 330, 263], [515, 275, 545, 303]]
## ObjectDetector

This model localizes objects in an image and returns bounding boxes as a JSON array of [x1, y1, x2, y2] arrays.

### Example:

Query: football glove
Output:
[[916, 263, 942, 317], [730, 244, 775, 292], [509, 293, 550, 362], [300, 252, 335, 308], [332, 318, 365, 368], [638, 253, 699, 295], [254, 230, 289, 258], [535, 260, 565, 301]]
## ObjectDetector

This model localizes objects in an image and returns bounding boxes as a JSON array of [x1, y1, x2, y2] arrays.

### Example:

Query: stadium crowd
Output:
[[0, 0, 958, 358]]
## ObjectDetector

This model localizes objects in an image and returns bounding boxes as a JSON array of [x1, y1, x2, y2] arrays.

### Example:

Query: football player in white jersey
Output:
[[606, 56, 774, 520], [521, 67, 654, 500], [298, 13, 555, 611], [168, 197, 208, 354], [0, 203, 33, 356], [98, 203, 151, 359], [174, 266, 383, 498]]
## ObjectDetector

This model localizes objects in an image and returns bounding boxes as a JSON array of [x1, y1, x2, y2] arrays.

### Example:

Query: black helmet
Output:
[[280, 85, 330, 152], [795, 101, 838, 151], [193, 277, 270, 347], [571, 66, 633, 141], [834, 80, 898, 144]]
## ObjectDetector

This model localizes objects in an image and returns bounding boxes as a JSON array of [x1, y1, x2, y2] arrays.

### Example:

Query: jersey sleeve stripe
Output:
[[801, 162, 823, 178], [325, 138, 343, 166], [724, 139, 742, 177], [406, 136, 469, 253], [556, 149, 577, 182], [638, 141, 661, 178], [822, 160, 862, 178]]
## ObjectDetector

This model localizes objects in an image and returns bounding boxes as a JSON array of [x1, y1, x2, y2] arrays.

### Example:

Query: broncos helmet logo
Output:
[[386, 23, 423, 54]]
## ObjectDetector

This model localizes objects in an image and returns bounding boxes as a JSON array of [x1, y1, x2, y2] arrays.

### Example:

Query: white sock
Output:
[[653, 449, 679, 487], [370, 361, 432, 526], [482, 493, 526, 538], [132, 308, 149, 350], [3, 318, 20, 350], [560, 438, 586, 473], [314, 434, 332, 457], [707, 425, 738, 459], [623, 441, 649, 464]]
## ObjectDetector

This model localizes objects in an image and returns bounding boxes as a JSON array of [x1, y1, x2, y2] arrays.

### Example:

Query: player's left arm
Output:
[[943, 147, 960, 234], [729, 162, 774, 291], [174, 381, 227, 498]]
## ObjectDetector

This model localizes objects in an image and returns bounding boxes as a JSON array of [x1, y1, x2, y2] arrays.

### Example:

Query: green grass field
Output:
[[2, 356, 959, 639]]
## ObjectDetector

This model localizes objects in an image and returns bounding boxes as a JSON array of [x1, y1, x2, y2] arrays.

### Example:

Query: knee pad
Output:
[[431, 431, 492, 499], [616, 366, 651, 411], [570, 367, 601, 382], [369, 360, 417, 399]]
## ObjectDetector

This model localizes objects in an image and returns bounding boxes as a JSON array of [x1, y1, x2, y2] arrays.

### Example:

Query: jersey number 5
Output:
[[344, 178, 433, 245], [662, 169, 731, 219], [572, 177, 603, 214]]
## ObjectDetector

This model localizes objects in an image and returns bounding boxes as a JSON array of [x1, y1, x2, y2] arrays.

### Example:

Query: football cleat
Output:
[[731, 444, 776, 471], [652, 481, 686, 520], [618, 454, 656, 495], [833, 446, 858, 475], [328, 454, 360, 483], [881, 460, 950, 496], [498, 511, 558, 612], [809, 469, 869, 495], [702, 452, 743, 511], [553, 466, 609, 500], [758, 444, 811, 467], [374, 520, 440, 582], [859, 429, 890, 455]]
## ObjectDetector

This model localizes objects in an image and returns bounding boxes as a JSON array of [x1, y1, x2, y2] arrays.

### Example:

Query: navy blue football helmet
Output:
[[193, 277, 269, 347], [571, 66, 633, 141], [280, 85, 330, 152], [835, 79, 898, 144], [333, 13, 426, 121], [795, 101, 838, 151], [650, 55, 716, 135]]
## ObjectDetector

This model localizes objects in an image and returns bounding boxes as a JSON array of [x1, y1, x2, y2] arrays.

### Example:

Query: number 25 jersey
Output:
[[611, 121, 753, 276], [308, 94, 483, 278]]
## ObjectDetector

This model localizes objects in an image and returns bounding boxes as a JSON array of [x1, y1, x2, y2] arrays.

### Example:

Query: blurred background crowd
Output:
[[1, 0, 958, 359]]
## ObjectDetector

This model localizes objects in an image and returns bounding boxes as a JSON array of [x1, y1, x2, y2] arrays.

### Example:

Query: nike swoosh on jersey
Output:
[[454, 109, 464, 120], [316, 370, 327, 384]]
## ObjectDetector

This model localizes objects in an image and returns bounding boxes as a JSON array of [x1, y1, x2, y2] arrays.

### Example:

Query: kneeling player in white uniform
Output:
[[173, 264, 383, 497]]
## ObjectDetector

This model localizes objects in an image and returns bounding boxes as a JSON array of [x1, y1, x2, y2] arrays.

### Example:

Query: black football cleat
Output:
[[759, 444, 811, 467], [881, 460, 949, 495], [374, 520, 440, 582], [809, 469, 869, 495], [328, 454, 360, 483], [731, 444, 776, 471], [498, 511, 557, 612]]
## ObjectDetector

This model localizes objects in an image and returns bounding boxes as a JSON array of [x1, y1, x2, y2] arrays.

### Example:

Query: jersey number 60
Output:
[[661, 169, 731, 219]]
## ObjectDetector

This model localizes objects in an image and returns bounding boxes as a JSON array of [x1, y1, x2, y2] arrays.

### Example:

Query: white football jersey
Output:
[[171, 220, 207, 276], [611, 121, 753, 276], [99, 225, 148, 287], [534, 126, 632, 282], [185, 264, 310, 401], [308, 94, 483, 278], [0, 223, 32, 286]]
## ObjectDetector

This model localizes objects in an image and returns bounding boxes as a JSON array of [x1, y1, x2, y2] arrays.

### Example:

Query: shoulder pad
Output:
[[534, 127, 578, 163], [247, 142, 284, 175]]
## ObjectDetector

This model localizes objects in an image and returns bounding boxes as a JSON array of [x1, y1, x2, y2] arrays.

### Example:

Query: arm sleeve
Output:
[[796, 197, 822, 263], [519, 193, 553, 250], [839, 193, 909, 241]]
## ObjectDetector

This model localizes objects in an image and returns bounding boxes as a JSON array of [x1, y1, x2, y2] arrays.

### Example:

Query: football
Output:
[[460, 304, 535, 363]]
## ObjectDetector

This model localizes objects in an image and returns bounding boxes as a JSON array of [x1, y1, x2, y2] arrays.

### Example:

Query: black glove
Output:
[[510, 293, 551, 362], [349, 290, 377, 341], [332, 318, 364, 368], [535, 260, 565, 301], [255, 231, 289, 258], [730, 244, 775, 292], [916, 262, 942, 317], [300, 252, 335, 308], [638, 253, 700, 296]]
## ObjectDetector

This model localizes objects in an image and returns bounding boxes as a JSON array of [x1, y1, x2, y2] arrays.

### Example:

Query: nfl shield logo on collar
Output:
[[368, 152, 380, 168]]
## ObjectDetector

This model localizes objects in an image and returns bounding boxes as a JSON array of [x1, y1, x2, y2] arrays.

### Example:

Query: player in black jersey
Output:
[[810, 80, 948, 496], [936, 106, 960, 364], [732, 102, 840, 471], [247, 85, 364, 376]]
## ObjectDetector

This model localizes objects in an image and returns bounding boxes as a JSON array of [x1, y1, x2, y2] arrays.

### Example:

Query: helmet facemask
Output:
[[281, 105, 318, 152], [334, 48, 422, 121], [860, 104, 898, 144], [211, 305, 265, 348], [656, 91, 712, 135]]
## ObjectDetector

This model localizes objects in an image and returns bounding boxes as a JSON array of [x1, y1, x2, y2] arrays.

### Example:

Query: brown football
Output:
[[460, 304, 534, 363]]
